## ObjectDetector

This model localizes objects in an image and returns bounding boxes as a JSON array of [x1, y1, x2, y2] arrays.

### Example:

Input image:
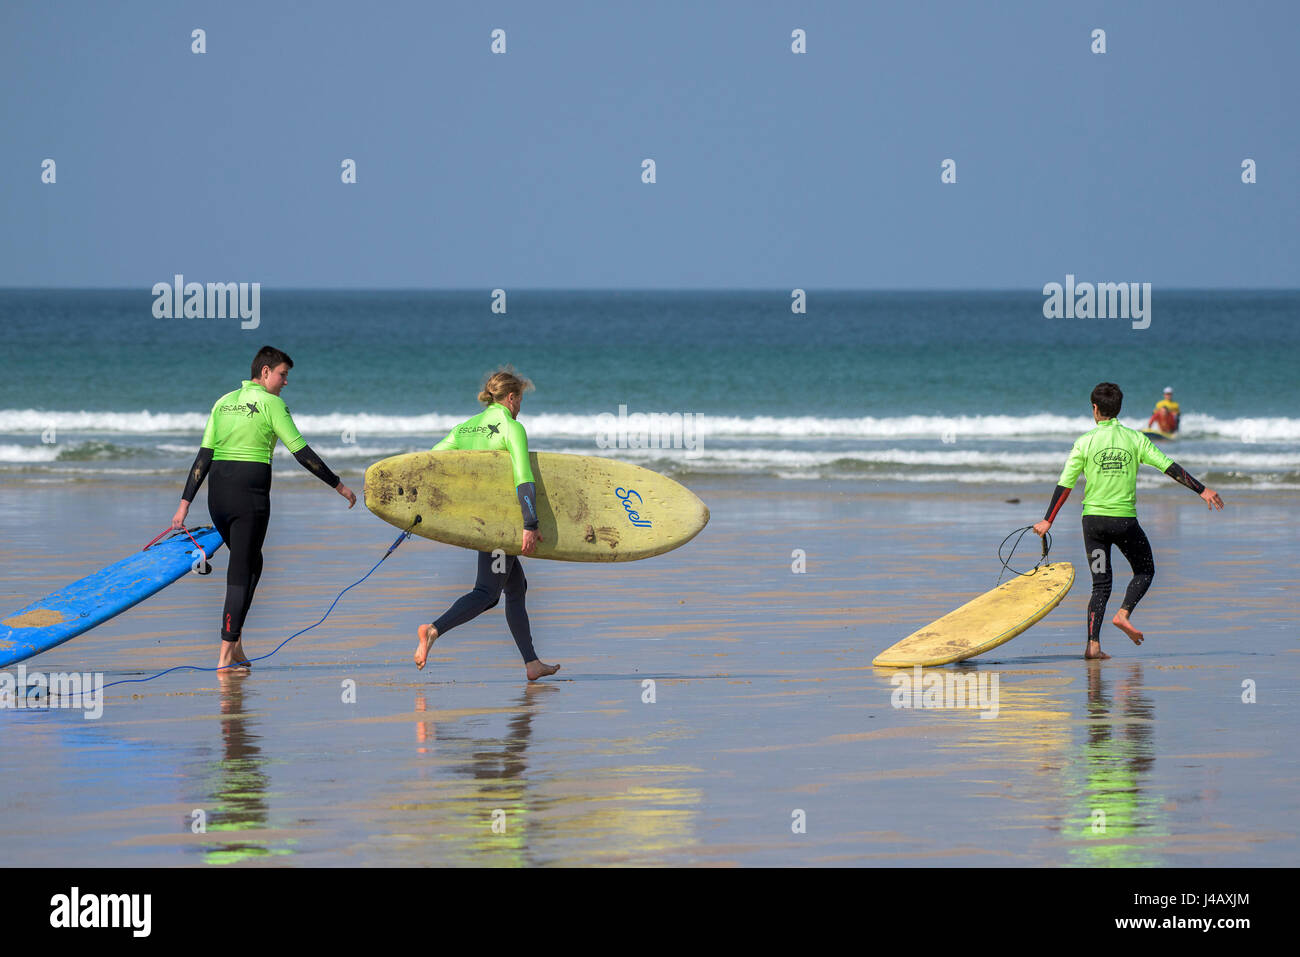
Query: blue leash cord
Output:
[[102, 526, 416, 690]]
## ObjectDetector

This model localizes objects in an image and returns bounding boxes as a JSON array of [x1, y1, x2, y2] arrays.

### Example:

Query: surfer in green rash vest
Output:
[[171, 346, 356, 672], [1033, 382, 1223, 660], [414, 367, 561, 682]]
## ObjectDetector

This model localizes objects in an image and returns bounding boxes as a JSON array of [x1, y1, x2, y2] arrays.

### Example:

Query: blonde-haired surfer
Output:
[[414, 367, 560, 681]]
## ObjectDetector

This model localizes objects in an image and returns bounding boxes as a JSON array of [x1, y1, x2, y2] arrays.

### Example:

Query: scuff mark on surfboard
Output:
[[4, 609, 66, 628]]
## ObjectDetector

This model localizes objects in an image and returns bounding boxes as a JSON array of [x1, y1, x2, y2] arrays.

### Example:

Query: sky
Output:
[[1, 0, 1297, 288]]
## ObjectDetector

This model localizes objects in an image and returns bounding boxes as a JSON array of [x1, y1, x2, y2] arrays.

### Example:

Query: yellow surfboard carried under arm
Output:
[[365, 450, 709, 562], [872, 562, 1075, 667]]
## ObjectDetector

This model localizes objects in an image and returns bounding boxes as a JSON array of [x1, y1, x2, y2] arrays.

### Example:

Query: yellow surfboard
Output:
[[872, 562, 1075, 667], [365, 450, 709, 562]]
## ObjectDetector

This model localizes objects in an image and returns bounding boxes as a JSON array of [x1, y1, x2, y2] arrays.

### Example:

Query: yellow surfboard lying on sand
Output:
[[365, 450, 709, 562], [872, 562, 1075, 667]]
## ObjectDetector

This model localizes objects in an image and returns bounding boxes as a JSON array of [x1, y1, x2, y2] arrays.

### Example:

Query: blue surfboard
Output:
[[0, 527, 225, 668]]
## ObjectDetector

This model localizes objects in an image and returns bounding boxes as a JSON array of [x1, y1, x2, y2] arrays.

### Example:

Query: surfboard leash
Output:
[[102, 519, 421, 690], [142, 524, 216, 574], [142, 524, 210, 553], [996, 525, 1053, 584]]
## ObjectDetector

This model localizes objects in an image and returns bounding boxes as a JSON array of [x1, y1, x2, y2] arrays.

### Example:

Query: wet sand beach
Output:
[[1, 476, 1296, 866]]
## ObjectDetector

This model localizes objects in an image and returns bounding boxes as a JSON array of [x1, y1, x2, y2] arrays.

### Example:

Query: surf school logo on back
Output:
[[615, 487, 652, 528], [218, 401, 259, 418], [1093, 448, 1132, 471]]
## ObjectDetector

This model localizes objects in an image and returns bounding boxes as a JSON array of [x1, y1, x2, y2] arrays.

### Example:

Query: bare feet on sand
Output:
[[218, 640, 252, 671], [526, 659, 561, 681], [414, 624, 438, 670], [1084, 639, 1111, 660], [1112, 609, 1144, 646]]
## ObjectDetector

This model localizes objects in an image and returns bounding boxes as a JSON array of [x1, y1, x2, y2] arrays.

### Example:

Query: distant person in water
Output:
[[1035, 382, 1223, 660], [172, 346, 356, 671], [413, 367, 561, 682], [1146, 386, 1180, 434]]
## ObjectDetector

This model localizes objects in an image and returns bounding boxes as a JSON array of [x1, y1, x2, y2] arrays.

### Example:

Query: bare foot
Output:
[[526, 659, 561, 681], [218, 640, 252, 671], [1112, 609, 1144, 646], [1084, 639, 1111, 660], [414, 624, 438, 671]]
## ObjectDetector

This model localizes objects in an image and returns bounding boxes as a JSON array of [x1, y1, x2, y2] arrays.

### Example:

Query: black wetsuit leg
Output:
[[208, 461, 272, 642], [433, 551, 538, 662], [501, 556, 536, 662], [1081, 516, 1155, 642]]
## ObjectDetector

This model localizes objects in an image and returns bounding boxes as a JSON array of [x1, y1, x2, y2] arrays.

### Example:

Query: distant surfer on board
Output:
[[171, 346, 356, 671], [1034, 382, 1223, 660], [1146, 387, 1180, 435], [414, 367, 561, 681]]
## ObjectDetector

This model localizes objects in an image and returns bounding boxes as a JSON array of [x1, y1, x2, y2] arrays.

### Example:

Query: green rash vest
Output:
[[201, 381, 307, 463], [1057, 418, 1172, 517], [432, 404, 538, 529]]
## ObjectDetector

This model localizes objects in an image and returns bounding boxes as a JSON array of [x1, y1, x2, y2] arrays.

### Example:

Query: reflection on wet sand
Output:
[[394, 685, 703, 865], [921, 662, 1167, 863], [1064, 662, 1165, 866], [196, 674, 295, 864]]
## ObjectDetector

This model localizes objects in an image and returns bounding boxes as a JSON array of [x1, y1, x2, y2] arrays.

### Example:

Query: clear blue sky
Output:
[[2, 0, 1296, 288]]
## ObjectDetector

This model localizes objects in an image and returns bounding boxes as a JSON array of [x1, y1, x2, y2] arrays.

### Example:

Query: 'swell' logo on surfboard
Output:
[[615, 487, 652, 528], [1093, 448, 1132, 471]]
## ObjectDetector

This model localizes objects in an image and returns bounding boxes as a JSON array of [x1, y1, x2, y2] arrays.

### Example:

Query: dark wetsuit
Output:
[[427, 404, 540, 662], [1044, 418, 1206, 644], [182, 381, 339, 642]]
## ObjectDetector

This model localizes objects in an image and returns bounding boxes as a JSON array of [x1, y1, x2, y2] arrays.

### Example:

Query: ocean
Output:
[[2, 289, 1297, 489]]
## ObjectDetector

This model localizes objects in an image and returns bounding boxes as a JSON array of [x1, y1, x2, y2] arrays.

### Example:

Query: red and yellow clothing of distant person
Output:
[[1147, 387, 1180, 434]]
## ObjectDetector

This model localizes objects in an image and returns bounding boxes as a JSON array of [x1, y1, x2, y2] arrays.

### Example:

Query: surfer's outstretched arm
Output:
[[291, 444, 340, 487], [1164, 462, 1223, 510], [173, 446, 215, 527], [173, 400, 221, 528], [269, 401, 356, 507], [1034, 438, 1084, 537]]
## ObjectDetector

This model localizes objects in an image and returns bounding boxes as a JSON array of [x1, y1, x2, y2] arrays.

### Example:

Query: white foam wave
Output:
[[0, 443, 61, 463], [3, 409, 1299, 442]]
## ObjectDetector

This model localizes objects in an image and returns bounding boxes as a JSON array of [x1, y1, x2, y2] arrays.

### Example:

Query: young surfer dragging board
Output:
[[171, 346, 356, 672], [1034, 382, 1223, 660]]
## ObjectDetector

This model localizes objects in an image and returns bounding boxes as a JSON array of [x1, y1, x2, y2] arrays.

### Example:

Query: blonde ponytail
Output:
[[478, 366, 534, 405]]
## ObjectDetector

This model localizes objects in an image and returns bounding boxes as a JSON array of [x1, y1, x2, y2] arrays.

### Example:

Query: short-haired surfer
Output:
[[1146, 386, 1180, 434], [414, 367, 561, 681], [1034, 382, 1223, 660], [171, 346, 356, 671]]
